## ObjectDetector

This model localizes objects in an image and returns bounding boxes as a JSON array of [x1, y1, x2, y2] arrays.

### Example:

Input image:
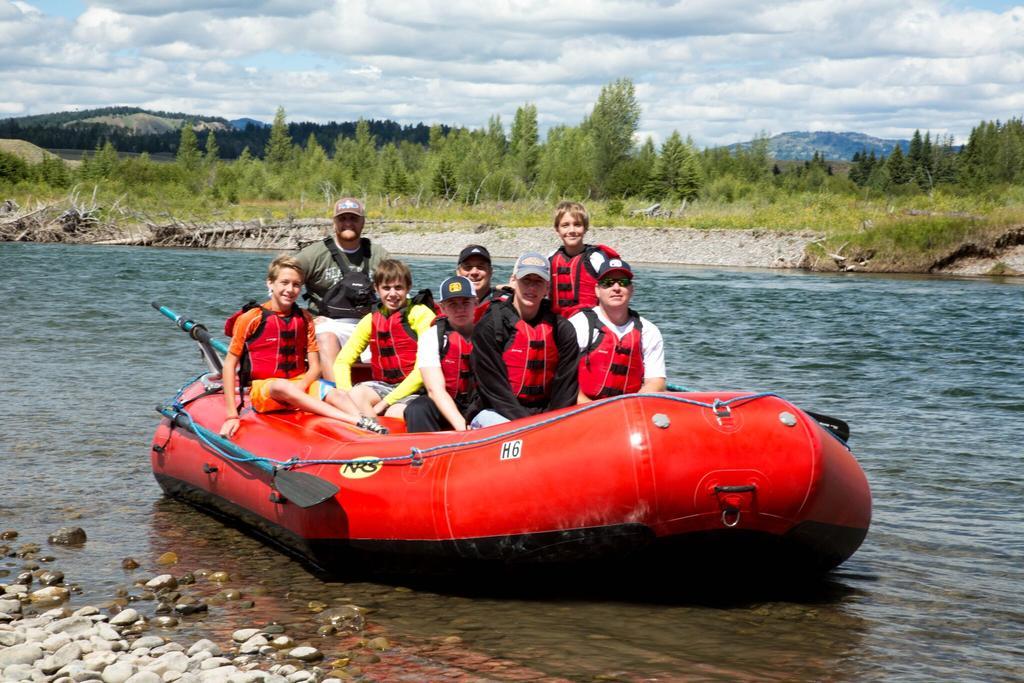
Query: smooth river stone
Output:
[[30, 586, 70, 603], [47, 527, 87, 545], [109, 608, 140, 626], [145, 574, 178, 591], [0, 642, 44, 667], [288, 646, 323, 661]]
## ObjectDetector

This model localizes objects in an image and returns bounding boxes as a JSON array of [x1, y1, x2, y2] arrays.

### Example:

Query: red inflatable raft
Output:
[[151, 373, 871, 575]]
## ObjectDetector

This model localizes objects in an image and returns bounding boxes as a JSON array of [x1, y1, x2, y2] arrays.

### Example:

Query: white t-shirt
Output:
[[568, 308, 666, 380], [416, 324, 443, 369]]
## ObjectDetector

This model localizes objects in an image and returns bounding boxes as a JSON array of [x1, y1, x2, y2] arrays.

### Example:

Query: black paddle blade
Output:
[[805, 410, 851, 442], [272, 468, 340, 508]]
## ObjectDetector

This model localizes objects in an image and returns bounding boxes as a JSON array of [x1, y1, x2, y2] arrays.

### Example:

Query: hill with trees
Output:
[[0, 106, 442, 160]]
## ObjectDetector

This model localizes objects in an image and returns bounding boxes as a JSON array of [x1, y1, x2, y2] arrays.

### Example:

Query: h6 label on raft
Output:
[[339, 457, 382, 479], [500, 440, 523, 461]]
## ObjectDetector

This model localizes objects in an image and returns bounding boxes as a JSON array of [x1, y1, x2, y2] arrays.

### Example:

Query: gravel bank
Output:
[[370, 224, 817, 269]]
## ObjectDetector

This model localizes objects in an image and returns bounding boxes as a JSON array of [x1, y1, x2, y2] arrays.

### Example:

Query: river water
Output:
[[1, 242, 1022, 681]]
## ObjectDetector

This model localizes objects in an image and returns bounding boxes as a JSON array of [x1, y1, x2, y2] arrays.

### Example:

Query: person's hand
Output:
[[220, 416, 240, 438], [452, 417, 467, 431], [373, 401, 390, 416]]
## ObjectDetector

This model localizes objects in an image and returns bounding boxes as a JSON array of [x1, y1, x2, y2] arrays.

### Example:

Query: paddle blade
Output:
[[273, 468, 340, 508]]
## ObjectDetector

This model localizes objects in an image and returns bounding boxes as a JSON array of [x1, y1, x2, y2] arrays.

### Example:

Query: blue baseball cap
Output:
[[438, 275, 476, 301]]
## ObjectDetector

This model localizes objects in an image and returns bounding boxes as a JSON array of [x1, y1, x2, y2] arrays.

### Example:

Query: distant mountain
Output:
[[2, 106, 232, 133], [230, 118, 268, 130], [728, 131, 911, 161], [0, 107, 441, 160]]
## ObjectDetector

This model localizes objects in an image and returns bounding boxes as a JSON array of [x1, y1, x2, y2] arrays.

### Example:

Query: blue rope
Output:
[[169, 409, 274, 467]]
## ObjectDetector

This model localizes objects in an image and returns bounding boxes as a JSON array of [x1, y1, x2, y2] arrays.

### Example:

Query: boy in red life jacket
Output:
[[469, 252, 579, 428], [405, 275, 479, 432], [568, 258, 667, 402], [326, 259, 436, 420], [220, 255, 364, 438], [455, 244, 497, 322], [548, 201, 620, 319]]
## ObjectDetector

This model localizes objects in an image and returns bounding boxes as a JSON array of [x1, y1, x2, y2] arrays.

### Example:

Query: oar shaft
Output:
[[152, 302, 229, 355]]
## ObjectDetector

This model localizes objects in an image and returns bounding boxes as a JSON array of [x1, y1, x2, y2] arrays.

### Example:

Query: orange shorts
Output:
[[249, 377, 323, 413]]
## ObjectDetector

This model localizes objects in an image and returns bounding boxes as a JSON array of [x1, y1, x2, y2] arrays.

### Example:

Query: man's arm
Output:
[[471, 313, 530, 421], [547, 317, 581, 410], [640, 317, 667, 392]]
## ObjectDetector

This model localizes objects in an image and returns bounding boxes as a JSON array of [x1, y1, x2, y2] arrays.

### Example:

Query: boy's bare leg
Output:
[[323, 387, 361, 415], [348, 385, 379, 416], [269, 380, 359, 425], [384, 403, 407, 420], [317, 333, 341, 382]]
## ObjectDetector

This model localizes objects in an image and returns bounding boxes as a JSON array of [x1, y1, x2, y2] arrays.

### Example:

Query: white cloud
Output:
[[2, 0, 1023, 147]]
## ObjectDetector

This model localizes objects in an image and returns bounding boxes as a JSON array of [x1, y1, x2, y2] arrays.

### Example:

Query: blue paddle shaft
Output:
[[153, 302, 229, 355]]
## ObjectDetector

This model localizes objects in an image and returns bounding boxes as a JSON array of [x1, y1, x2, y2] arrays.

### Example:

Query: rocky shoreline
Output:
[[1, 528, 367, 682], [1, 200, 1022, 276], [1, 527, 538, 683]]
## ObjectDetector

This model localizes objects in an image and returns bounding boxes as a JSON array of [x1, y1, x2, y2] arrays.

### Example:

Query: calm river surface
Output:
[[1, 242, 1022, 681]]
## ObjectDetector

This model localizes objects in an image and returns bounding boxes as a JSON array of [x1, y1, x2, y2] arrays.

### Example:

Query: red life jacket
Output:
[[229, 306, 310, 383], [577, 309, 644, 399], [369, 305, 420, 383], [502, 315, 559, 405], [549, 244, 620, 318], [473, 287, 511, 323], [433, 317, 474, 400], [473, 299, 491, 323]]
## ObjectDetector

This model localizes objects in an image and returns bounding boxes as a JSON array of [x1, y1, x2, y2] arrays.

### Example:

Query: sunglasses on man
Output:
[[598, 277, 632, 288]]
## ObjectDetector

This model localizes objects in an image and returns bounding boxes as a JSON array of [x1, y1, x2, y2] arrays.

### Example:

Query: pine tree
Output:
[[204, 130, 220, 164], [264, 106, 293, 167], [884, 145, 910, 185], [176, 124, 201, 171], [647, 131, 701, 200], [485, 115, 507, 160], [509, 104, 539, 184], [584, 78, 641, 196], [431, 154, 457, 200], [350, 119, 378, 191], [95, 141, 120, 179]]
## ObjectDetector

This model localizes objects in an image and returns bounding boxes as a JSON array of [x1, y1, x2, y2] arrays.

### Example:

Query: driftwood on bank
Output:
[[0, 193, 325, 250], [0, 189, 121, 243]]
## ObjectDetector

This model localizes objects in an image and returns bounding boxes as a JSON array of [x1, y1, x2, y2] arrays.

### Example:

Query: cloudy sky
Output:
[[2, 0, 1022, 147]]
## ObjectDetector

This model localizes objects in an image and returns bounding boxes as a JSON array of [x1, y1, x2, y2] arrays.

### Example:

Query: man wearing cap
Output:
[[569, 258, 667, 402], [469, 252, 579, 428], [455, 244, 498, 321], [294, 197, 391, 381], [404, 275, 479, 432]]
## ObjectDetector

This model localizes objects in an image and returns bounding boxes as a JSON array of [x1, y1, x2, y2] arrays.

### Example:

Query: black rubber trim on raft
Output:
[[154, 474, 867, 576]]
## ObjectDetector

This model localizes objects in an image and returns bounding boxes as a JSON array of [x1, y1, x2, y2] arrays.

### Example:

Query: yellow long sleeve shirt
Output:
[[333, 303, 436, 405]]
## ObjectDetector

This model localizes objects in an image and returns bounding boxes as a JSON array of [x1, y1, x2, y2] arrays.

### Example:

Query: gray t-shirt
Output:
[[294, 237, 391, 315]]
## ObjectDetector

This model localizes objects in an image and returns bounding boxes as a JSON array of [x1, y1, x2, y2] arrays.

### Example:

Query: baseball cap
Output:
[[333, 197, 365, 218], [512, 252, 550, 281], [458, 244, 491, 265], [596, 258, 633, 280], [438, 275, 476, 301]]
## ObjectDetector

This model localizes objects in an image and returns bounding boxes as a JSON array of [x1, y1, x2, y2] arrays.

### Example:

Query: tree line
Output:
[[2, 80, 1022, 209]]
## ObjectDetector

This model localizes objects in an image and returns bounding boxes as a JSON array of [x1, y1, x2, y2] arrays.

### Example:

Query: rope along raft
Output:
[[158, 374, 780, 473]]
